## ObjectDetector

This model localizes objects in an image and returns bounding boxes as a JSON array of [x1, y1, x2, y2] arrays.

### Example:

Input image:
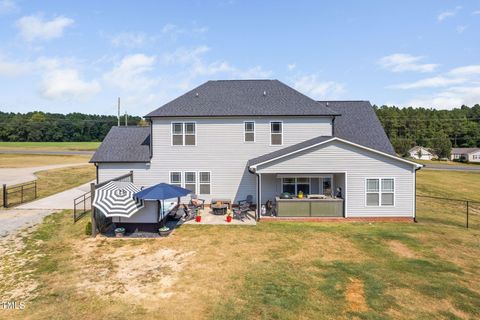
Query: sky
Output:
[[0, 0, 480, 116]]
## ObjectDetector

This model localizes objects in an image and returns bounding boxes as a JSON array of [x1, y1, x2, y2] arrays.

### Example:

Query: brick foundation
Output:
[[260, 216, 414, 223]]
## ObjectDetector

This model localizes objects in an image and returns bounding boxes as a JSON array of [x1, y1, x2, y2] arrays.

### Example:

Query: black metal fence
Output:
[[417, 194, 480, 229], [73, 191, 91, 222], [2, 181, 37, 208]]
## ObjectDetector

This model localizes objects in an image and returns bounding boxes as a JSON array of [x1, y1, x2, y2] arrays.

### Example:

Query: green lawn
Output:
[[1, 170, 479, 319], [0, 141, 100, 151]]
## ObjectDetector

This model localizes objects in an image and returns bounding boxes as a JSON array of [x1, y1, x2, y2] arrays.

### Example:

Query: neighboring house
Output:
[[408, 146, 434, 160], [451, 148, 480, 163], [90, 80, 422, 228]]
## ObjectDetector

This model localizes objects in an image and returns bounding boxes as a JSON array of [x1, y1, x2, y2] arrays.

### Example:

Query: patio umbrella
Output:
[[92, 181, 144, 218], [133, 183, 192, 223]]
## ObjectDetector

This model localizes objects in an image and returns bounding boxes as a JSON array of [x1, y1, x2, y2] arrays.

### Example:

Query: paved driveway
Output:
[[0, 163, 88, 186], [0, 149, 93, 155]]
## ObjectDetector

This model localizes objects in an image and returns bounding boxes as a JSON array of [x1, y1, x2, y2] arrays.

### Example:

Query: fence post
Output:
[[2, 184, 6, 208], [34, 181, 37, 199], [130, 170, 134, 183], [466, 201, 469, 229], [21, 184, 24, 204], [90, 183, 97, 237]]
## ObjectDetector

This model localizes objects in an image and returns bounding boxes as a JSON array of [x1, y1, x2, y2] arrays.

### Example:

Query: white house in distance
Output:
[[408, 146, 434, 160], [90, 80, 422, 230], [451, 148, 480, 163]]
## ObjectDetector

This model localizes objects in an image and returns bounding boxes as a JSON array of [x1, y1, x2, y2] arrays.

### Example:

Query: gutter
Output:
[[247, 166, 260, 221]]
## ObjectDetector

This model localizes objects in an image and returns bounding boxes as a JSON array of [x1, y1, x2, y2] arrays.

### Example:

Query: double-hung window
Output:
[[282, 178, 310, 195], [270, 121, 282, 145], [199, 172, 211, 195], [366, 178, 394, 206], [185, 172, 196, 194], [172, 122, 196, 146], [244, 121, 255, 142], [170, 172, 182, 188]]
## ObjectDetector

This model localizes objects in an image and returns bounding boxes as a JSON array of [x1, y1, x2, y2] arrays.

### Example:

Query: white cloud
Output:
[[110, 32, 147, 48], [287, 63, 296, 71], [40, 68, 100, 100], [438, 6, 462, 21], [407, 86, 480, 109], [473, 10, 480, 15], [16, 14, 74, 42], [456, 25, 467, 34], [104, 54, 159, 91], [293, 74, 344, 99], [448, 65, 480, 76], [0, 0, 18, 14], [378, 53, 438, 73], [388, 76, 466, 90], [0, 56, 30, 76]]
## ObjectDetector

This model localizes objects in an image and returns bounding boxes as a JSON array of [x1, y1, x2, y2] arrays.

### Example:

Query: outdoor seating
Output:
[[189, 194, 205, 210], [233, 202, 250, 221], [238, 195, 253, 208]]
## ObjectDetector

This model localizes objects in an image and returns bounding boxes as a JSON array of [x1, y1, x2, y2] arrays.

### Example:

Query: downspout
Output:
[[248, 165, 260, 221], [414, 166, 422, 223], [94, 163, 99, 184], [332, 116, 336, 136], [148, 118, 153, 159]]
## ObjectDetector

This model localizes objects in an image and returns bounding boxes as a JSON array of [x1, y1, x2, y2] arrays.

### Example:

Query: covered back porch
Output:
[[256, 172, 346, 218]]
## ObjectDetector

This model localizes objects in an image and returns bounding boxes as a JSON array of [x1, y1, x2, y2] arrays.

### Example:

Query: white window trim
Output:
[[270, 120, 283, 146], [243, 121, 256, 143], [365, 177, 395, 207], [171, 121, 197, 146], [282, 177, 311, 195], [169, 171, 183, 188], [170, 170, 212, 195]]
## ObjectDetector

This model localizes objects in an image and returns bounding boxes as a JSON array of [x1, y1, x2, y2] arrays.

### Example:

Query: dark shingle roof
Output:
[[327, 101, 396, 155], [247, 136, 334, 167], [451, 148, 480, 154], [90, 127, 150, 163], [146, 80, 339, 117]]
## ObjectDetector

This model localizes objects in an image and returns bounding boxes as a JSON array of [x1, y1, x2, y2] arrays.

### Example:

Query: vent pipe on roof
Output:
[[263, 91, 266, 96], [195, 92, 199, 97]]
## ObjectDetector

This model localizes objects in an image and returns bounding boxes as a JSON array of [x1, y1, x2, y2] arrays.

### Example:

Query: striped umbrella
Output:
[[92, 181, 144, 218]]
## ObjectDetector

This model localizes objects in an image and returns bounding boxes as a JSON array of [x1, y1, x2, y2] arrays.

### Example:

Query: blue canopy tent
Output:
[[133, 183, 192, 226]]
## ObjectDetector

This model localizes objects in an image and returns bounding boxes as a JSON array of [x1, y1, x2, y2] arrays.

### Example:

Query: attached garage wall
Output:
[[256, 140, 415, 217]]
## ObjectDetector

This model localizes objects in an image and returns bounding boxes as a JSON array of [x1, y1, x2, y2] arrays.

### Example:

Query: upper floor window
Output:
[[244, 121, 255, 142], [270, 121, 283, 145], [366, 178, 394, 207], [172, 122, 196, 146]]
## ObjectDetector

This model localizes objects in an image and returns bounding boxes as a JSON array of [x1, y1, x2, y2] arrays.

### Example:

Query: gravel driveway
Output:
[[0, 163, 88, 186]]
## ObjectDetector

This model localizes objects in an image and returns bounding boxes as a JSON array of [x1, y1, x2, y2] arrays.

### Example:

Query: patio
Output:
[[182, 208, 257, 225]]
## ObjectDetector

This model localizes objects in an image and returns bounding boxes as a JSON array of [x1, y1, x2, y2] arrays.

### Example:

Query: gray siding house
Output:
[[91, 80, 422, 225]]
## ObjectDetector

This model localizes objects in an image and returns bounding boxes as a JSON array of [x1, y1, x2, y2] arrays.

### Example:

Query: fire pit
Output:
[[211, 202, 227, 215]]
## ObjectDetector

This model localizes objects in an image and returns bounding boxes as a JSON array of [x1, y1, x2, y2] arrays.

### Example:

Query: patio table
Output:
[[211, 203, 228, 215]]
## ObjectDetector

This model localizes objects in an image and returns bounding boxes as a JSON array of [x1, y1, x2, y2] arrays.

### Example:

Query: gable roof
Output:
[[247, 136, 421, 169], [451, 147, 480, 155], [408, 146, 433, 154], [146, 80, 339, 117], [90, 127, 150, 163], [326, 101, 396, 155]]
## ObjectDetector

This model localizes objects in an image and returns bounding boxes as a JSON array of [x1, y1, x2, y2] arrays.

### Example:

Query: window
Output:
[[366, 178, 394, 207], [322, 177, 332, 196], [270, 121, 282, 145], [199, 172, 211, 194], [185, 171, 196, 194], [170, 172, 182, 188], [172, 122, 196, 146], [282, 178, 310, 195], [244, 121, 255, 142]]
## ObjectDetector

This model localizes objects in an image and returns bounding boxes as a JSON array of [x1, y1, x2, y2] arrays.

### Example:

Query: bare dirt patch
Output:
[[75, 239, 195, 306], [345, 278, 368, 312], [387, 240, 417, 259], [0, 226, 42, 301]]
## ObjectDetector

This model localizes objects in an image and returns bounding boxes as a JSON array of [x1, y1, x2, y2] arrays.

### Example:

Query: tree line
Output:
[[0, 111, 144, 142], [374, 104, 480, 158]]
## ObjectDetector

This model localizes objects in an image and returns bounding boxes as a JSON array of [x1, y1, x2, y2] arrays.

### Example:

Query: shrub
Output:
[[85, 221, 92, 235]]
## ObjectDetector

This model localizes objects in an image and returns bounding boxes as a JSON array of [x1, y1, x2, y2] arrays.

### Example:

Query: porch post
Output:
[[257, 173, 262, 221]]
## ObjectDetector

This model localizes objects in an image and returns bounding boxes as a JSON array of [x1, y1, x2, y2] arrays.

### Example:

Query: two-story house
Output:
[[91, 80, 422, 228]]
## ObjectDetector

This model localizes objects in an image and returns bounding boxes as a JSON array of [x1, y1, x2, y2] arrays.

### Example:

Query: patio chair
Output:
[[189, 194, 205, 210], [238, 195, 254, 208], [233, 202, 250, 221]]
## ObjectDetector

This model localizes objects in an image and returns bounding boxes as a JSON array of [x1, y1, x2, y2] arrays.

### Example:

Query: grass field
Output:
[[1, 170, 479, 319], [1, 165, 96, 207], [0, 154, 91, 168], [0, 142, 100, 151]]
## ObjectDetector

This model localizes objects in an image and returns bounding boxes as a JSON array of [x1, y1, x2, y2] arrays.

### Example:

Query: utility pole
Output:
[[124, 112, 128, 126], [117, 97, 121, 126]]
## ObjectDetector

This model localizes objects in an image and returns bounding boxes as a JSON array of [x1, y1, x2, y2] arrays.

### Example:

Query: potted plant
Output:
[[195, 211, 202, 223], [158, 226, 172, 237], [114, 227, 125, 238], [226, 212, 232, 223]]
